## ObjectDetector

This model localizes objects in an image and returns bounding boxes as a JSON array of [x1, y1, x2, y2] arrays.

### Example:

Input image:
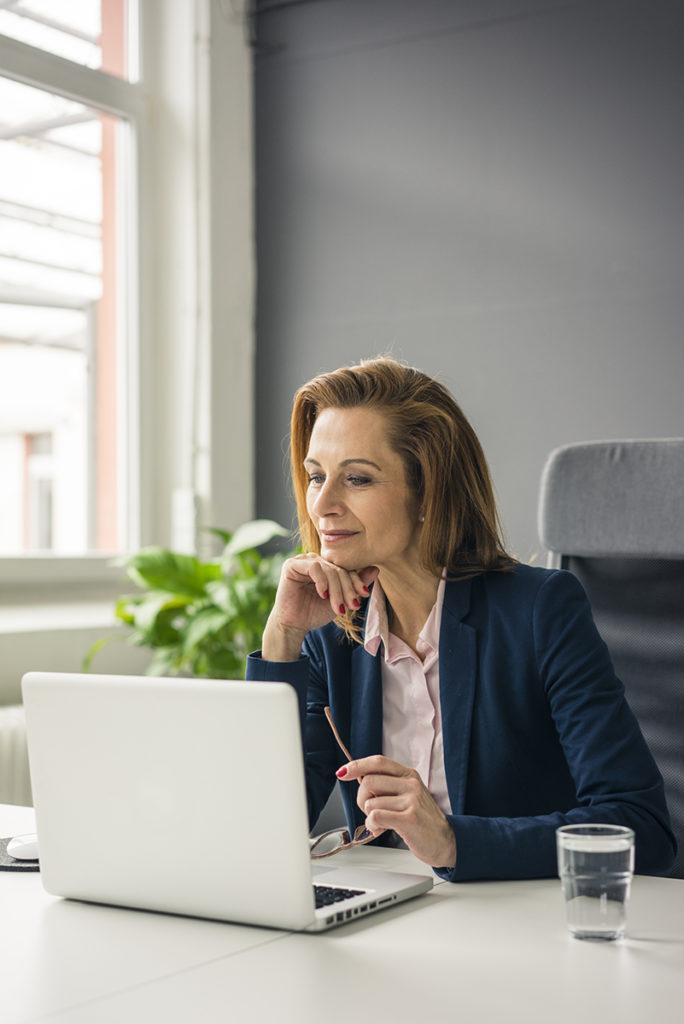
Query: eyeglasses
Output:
[[309, 706, 375, 860]]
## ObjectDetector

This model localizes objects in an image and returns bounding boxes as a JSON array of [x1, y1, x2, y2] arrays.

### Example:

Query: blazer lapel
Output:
[[344, 644, 383, 831], [439, 577, 477, 815]]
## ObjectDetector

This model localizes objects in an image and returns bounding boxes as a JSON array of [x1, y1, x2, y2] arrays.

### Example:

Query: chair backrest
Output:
[[538, 439, 684, 878]]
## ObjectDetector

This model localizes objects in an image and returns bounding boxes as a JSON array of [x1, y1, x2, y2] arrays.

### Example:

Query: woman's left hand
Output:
[[337, 755, 457, 869]]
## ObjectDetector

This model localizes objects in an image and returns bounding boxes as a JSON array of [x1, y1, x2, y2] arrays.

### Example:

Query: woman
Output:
[[247, 357, 675, 881]]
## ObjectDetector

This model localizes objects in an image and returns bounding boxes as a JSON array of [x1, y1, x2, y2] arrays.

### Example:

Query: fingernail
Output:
[[339, 604, 346, 614], [362, 586, 370, 594], [323, 590, 329, 600], [352, 598, 360, 608], [336, 765, 348, 778]]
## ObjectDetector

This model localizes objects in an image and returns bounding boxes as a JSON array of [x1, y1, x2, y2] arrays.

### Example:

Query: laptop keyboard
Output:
[[314, 884, 365, 909]]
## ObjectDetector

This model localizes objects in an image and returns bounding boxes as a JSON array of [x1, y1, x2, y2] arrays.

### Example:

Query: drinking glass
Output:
[[556, 824, 635, 940]]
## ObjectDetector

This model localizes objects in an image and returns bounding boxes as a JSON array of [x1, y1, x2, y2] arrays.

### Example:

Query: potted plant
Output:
[[85, 519, 298, 678]]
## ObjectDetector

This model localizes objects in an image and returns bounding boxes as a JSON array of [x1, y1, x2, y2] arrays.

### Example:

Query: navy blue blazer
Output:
[[247, 563, 675, 881]]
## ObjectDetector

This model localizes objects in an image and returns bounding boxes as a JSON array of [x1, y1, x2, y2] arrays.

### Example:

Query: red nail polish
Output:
[[353, 598, 360, 608], [362, 586, 370, 594], [323, 590, 329, 600], [336, 766, 348, 778], [339, 604, 345, 614]]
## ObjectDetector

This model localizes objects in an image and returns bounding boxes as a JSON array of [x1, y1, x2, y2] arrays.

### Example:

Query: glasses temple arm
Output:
[[324, 706, 353, 762]]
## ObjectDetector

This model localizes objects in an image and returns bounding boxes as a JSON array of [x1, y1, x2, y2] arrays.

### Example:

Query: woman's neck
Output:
[[378, 565, 441, 654]]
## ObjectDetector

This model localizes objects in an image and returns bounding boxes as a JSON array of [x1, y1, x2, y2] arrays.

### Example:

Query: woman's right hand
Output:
[[261, 553, 378, 662]]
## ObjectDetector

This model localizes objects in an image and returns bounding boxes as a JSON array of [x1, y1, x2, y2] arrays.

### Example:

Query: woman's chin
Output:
[[321, 548, 361, 571]]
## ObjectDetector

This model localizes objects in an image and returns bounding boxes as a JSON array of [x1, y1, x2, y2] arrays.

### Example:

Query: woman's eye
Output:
[[306, 472, 372, 487]]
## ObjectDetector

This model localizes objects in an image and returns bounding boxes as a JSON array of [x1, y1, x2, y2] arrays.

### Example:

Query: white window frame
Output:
[[0, 0, 255, 607]]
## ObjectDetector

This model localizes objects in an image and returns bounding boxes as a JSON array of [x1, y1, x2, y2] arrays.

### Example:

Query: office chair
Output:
[[538, 439, 684, 878]]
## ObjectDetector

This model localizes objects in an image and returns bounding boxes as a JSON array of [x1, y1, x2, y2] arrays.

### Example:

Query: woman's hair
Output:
[[290, 356, 516, 598]]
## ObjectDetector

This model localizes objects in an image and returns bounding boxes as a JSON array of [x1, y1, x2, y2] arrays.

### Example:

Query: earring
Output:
[[419, 514, 425, 523]]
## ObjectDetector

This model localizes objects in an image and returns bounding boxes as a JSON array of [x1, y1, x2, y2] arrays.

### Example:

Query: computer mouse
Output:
[[7, 834, 40, 860]]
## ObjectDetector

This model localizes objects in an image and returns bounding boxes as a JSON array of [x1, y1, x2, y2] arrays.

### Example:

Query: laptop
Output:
[[21, 671, 432, 931]]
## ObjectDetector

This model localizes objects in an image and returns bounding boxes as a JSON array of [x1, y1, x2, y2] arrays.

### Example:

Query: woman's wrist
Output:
[[432, 822, 457, 871], [261, 616, 307, 662]]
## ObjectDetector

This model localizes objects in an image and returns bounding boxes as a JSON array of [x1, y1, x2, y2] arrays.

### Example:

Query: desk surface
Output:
[[2, 804, 683, 1024]]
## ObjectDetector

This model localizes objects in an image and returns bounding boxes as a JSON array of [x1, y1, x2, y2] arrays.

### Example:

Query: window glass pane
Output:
[[0, 0, 135, 80], [0, 74, 131, 555]]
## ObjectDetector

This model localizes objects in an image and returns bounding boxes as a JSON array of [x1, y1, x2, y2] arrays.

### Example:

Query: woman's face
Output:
[[304, 406, 422, 574]]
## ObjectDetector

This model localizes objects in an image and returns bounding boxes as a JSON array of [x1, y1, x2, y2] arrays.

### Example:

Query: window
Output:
[[0, 0, 255, 606], [0, 76, 131, 554], [0, 1, 134, 557]]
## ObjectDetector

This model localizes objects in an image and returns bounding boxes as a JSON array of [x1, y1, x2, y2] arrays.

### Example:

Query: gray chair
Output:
[[538, 439, 684, 878]]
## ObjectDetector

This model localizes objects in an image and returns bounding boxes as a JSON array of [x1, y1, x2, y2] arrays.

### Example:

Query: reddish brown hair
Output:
[[290, 356, 515, 589]]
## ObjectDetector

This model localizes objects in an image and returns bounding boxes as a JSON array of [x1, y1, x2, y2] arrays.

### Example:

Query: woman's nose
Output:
[[311, 478, 345, 516]]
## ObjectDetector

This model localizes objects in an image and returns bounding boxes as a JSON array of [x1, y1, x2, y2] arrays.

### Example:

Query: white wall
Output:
[[0, 623, 150, 706], [253, 0, 684, 561]]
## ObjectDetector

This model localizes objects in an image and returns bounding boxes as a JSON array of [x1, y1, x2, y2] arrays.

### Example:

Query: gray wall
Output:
[[253, 0, 684, 562]]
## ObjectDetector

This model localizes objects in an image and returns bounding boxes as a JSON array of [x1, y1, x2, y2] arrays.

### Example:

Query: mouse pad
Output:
[[0, 837, 40, 872]]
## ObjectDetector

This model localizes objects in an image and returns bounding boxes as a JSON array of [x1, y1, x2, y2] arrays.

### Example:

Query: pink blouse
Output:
[[363, 575, 452, 816]]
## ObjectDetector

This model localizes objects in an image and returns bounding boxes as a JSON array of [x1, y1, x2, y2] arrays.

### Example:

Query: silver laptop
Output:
[[21, 671, 432, 931]]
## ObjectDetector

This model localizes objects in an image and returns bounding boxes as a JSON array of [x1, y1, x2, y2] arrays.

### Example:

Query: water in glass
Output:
[[557, 831, 634, 941]]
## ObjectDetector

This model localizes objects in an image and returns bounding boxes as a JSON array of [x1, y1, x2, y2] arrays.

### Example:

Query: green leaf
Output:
[[258, 552, 287, 588], [146, 648, 184, 676], [199, 647, 244, 679], [123, 548, 221, 597], [205, 580, 239, 616], [114, 594, 138, 626], [232, 575, 263, 608], [125, 595, 188, 648], [204, 526, 233, 544], [222, 519, 289, 559], [131, 592, 188, 632], [181, 607, 233, 655]]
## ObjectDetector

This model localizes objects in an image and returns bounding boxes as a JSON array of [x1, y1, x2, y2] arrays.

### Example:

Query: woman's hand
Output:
[[261, 554, 378, 662], [337, 755, 457, 869]]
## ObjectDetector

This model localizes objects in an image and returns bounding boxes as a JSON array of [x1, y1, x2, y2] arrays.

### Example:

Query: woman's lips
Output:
[[320, 531, 357, 543]]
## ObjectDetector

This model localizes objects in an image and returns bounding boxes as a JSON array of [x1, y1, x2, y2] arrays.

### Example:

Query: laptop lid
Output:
[[21, 672, 431, 931]]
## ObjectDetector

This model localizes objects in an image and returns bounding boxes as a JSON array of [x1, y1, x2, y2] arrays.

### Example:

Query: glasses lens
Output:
[[310, 828, 351, 858]]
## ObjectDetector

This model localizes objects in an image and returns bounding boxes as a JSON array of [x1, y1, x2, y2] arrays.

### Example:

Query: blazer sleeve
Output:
[[438, 570, 676, 882]]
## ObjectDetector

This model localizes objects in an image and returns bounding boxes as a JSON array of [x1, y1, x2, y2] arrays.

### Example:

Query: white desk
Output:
[[2, 804, 683, 1023]]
